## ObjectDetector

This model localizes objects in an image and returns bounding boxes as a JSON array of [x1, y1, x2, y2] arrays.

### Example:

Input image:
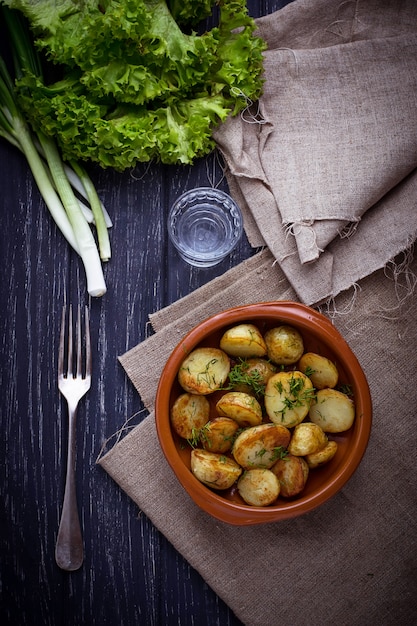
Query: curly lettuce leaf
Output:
[[3, 0, 266, 167], [167, 0, 217, 26], [5, 0, 219, 104], [214, 0, 266, 112], [17, 70, 231, 168], [154, 95, 231, 164]]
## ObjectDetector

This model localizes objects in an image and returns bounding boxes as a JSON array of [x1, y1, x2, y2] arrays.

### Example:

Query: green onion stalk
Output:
[[0, 7, 110, 296]]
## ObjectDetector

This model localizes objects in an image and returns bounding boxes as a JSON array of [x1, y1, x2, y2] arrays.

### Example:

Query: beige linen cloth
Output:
[[98, 249, 417, 626], [98, 2, 417, 624], [212, 0, 417, 304]]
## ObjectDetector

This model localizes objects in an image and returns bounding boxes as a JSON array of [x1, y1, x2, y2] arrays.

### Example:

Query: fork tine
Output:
[[85, 306, 91, 379], [76, 304, 82, 378], [58, 305, 66, 377], [60, 304, 91, 381], [68, 305, 73, 379]]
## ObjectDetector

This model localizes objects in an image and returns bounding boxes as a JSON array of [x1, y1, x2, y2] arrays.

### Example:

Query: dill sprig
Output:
[[226, 359, 267, 396]]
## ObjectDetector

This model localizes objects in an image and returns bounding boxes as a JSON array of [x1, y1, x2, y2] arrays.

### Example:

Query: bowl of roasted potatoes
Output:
[[155, 302, 372, 525]]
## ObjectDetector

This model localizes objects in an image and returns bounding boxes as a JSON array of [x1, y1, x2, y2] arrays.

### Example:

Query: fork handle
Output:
[[55, 404, 83, 571]]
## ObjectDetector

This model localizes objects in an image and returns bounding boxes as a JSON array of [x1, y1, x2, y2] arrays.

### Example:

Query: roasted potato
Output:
[[264, 325, 304, 365], [200, 417, 240, 454], [264, 370, 315, 428], [298, 352, 339, 389], [190, 449, 242, 490], [309, 388, 355, 432], [271, 454, 309, 498], [178, 347, 230, 395], [242, 357, 277, 383], [306, 440, 338, 468], [170, 393, 210, 439], [288, 422, 328, 456], [172, 317, 358, 507], [220, 323, 267, 358], [228, 357, 277, 395], [232, 423, 291, 470], [216, 391, 262, 427], [237, 469, 280, 506]]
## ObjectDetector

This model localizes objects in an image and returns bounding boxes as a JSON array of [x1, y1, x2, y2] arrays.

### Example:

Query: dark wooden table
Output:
[[1, 2, 291, 624]]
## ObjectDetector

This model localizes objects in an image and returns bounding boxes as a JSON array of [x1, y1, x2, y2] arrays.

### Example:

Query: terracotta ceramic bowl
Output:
[[155, 302, 372, 525]]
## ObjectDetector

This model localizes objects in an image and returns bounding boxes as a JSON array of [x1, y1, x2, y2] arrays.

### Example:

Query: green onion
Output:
[[69, 160, 111, 262], [0, 7, 110, 297], [0, 61, 80, 253]]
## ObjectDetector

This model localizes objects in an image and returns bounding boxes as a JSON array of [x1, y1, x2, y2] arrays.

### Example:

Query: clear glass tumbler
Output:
[[167, 187, 243, 268]]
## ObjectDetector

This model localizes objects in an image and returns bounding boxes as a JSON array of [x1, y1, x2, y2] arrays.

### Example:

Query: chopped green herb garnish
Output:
[[304, 365, 316, 377], [226, 359, 267, 396], [271, 446, 289, 462], [273, 373, 316, 418], [338, 383, 354, 397], [187, 427, 202, 449]]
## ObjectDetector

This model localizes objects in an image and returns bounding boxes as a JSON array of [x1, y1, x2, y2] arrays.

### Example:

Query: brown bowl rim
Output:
[[155, 301, 372, 525]]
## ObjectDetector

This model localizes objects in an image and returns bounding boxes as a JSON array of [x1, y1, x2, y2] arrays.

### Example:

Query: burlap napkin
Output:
[[213, 0, 417, 305], [98, 248, 417, 625]]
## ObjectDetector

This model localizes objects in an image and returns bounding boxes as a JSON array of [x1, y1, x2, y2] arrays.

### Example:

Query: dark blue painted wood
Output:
[[0, 3, 291, 624]]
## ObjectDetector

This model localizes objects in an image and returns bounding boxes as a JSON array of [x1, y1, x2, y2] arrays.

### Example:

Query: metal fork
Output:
[[55, 304, 91, 571]]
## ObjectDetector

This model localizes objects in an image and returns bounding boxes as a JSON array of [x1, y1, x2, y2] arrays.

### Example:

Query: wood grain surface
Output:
[[0, 2, 290, 624]]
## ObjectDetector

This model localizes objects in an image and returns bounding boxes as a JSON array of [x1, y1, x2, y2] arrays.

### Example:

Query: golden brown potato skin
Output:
[[170, 393, 210, 439], [232, 423, 291, 470], [216, 391, 263, 427], [190, 449, 242, 490], [172, 319, 356, 506], [220, 324, 267, 358], [288, 422, 328, 456], [178, 347, 230, 395], [237, 469, 280, 506], [264, 325, 304, 365], [229, 357, 277, 395], [200, 417, 240, 454], [306, 440, 338, 468], [264, 370, 314, 428], [298, 352, 339, 389], [309, 388, 355, 432], [271, 454, 309, 498], [243, 358, 277, 385]]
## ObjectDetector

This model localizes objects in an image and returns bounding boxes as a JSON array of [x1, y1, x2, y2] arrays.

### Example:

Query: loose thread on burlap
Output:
[[318, 283, 362, 330], [374, 243, 417, 323], [268, 235, 297, 263], [277, 48, 300, 77], [319, 243, 417, 336], [285, 221, 325, 256], [95, 408, 149, 462], [274, 231, 299, 262], [338, 221, 360, 239], [283, 223, 295, 244], [306, 1, 360, 45], [241, 101, 267, 126], [324, 0, 361, 42], [230, 86, 267, 126], [325, 18, 353, 41]]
